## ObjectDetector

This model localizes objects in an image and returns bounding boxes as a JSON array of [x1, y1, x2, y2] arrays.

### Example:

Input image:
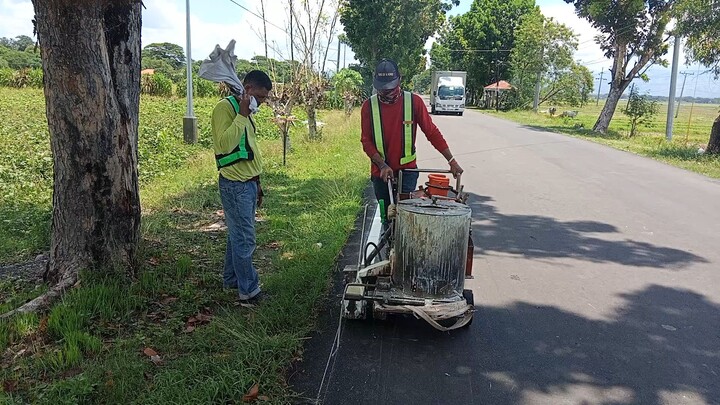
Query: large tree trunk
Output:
[[593, 80, 630, 133], [707, 113, 720, 154], [34, 0, 142, 283]]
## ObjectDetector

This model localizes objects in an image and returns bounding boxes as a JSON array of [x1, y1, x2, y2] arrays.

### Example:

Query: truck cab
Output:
[[430, 71, 467, 116]]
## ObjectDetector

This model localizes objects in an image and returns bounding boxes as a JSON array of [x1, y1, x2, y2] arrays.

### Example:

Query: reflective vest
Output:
[[369, 91, 416, 166], [215, 95, 255, 169]]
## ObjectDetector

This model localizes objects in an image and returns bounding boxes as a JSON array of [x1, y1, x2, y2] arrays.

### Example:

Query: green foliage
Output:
[[235, 56, 299, 84], [332, 68, 363, 96], [0, 68, 43, 88], [142, 42, 186, 69], [412, 69, 433, 94], [0, 35, 34, 52], [431, 0, 536, 103], [674, 0, 720, 78], [341, 0, 457, 83], [510, 8, 580, 108], [0, 46, 41, 69], [0, 68, 13, 86], [178, 74, 218, 98], [140, 73, 173, 97], [623, 88, 658, 137]]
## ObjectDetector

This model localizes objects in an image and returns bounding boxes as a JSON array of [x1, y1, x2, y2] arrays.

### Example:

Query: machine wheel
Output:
[[462, 289, 474, 328]]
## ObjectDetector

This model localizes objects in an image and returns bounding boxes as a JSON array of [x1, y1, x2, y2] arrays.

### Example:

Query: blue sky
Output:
[[1, 0, 718, 97]]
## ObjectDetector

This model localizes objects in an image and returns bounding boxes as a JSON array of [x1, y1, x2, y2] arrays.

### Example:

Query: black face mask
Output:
[[378, 87, 401, 104]]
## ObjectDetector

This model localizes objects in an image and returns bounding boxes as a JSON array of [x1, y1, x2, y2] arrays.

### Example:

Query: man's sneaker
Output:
[[238, 292, 269, 308]]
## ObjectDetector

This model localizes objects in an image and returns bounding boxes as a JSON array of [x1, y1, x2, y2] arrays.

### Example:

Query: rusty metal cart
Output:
[[342, 169, 474, 331]]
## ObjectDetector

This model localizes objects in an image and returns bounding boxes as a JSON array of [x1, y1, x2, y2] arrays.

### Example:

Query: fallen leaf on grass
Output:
[[159, 296, 178, 305], [258, 395, 270, 401], [183, 310, 213, 333], [242, 383, 259, 402], [142, 347, 163, 365], [148, 257, 160, 266]]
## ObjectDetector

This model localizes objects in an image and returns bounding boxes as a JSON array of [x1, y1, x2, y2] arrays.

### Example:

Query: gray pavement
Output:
[[289, 104, 720, 405]]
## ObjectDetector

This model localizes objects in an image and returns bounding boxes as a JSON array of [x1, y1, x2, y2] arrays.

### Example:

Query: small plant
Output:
[[623, 88, 658, 137], [141, 72, 173, 97]]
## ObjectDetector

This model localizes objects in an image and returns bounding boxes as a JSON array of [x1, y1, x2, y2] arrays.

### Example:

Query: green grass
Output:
[[483, 102, 720, 179], [0, 87, 368, 403]]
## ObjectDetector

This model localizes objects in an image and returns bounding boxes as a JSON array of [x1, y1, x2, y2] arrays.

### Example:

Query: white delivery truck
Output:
[[429, 71, 467, 115]]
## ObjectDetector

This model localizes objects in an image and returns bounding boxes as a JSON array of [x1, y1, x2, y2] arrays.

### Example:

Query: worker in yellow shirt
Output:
[[211, 70, 272, 306]]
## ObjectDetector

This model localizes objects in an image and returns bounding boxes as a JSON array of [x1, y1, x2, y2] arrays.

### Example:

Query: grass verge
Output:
[[0, 102, 367, 403], [483, 104, 720, 179]]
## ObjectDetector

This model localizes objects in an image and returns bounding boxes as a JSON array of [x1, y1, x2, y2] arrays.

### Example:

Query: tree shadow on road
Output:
[[322, 285, 720, 405], [465, 193, 706, 269]]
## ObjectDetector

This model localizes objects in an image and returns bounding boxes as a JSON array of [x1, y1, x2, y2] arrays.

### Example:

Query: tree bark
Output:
[[306, 100, 319, 140], [707, 113, 720, 154], [33, 0, 142, 283], [593, 80, 630, 133]]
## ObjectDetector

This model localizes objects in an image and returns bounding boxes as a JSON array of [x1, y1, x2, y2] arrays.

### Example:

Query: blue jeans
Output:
[[219, 176, 261, 300]]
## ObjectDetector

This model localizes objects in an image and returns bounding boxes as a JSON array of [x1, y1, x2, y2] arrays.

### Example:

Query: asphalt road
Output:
[[289, 103, 720, 405]]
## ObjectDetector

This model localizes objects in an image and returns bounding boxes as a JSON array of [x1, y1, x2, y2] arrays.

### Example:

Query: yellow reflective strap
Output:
[[370, 95, 385, 159], [400, 91, 416, 165]]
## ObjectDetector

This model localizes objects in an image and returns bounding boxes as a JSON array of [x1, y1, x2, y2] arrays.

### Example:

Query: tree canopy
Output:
[[564, 0, 672, 132], [430, 0, 536, 102], [674, 0, 720, 78], [142, 42, 186, 69], [340, 0, 458, 83]]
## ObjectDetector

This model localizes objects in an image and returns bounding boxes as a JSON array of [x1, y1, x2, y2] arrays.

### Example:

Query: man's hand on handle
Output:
[[380, 164, 394, 183], [449, 158, 463, 178]]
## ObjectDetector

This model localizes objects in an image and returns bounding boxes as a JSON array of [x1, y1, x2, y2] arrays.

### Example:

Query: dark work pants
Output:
[[371, 170, 419, 225]]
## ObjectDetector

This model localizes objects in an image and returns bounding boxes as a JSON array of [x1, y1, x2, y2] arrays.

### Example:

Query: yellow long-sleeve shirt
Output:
[[211, 98, 263, 181]]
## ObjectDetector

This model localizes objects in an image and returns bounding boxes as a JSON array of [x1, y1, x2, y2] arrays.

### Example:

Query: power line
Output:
[[226, 0, 290, 35]]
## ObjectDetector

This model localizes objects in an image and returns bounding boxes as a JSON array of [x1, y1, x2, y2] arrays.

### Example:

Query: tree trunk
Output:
[[707, 113, 720, 154], [593, 80, 630, 133], [306, 102, 319, 140], [34, 0, 142, 283]]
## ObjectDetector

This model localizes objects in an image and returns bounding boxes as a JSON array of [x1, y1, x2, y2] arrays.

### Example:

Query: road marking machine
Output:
[[342, 169, 475, 331]]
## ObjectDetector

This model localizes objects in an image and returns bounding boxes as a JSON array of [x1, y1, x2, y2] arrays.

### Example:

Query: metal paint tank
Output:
[[393, 198, 471, 299]]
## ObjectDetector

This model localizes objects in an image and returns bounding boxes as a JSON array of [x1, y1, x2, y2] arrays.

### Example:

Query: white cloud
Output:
[[537, 1, 608, 70], [142, 0, 293, 62], [0, 0, 34, 39]]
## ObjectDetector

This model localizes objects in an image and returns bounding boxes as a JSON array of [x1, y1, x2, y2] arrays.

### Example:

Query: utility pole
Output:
[[675, 71, 693, 118], [665, 35, 682, 141], [183, 0, 197, 144], [685, 69, 702, 141], [289, 0, 294, 63], [495, 53, 500, 112], [595, 70, 606, 106], [260, 0, 267, 59], [336, 35, 341, 73]]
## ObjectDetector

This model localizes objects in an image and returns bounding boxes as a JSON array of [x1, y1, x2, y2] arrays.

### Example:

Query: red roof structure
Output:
[[484, 80, 513, 91]]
